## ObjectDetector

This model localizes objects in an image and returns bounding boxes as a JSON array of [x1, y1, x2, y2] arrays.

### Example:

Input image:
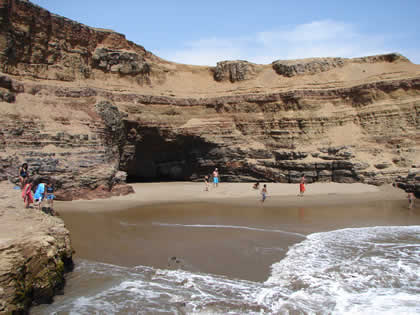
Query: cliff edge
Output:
[[0, 182, 73, 314], [0, 0, 418, 200]]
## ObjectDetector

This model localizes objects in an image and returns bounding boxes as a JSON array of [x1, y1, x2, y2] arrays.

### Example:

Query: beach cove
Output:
[[32, 182, 420, 314]]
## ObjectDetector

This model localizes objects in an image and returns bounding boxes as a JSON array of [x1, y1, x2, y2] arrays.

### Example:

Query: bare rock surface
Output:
[[395, 167, 420, 198], [272, 57, 346, 77], [0, 181, 73, 314], [213, 60, 258, 82]]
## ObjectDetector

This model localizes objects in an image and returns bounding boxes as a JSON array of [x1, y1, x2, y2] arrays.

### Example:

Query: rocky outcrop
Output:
[[353, 53, 410, 64], [92, 48, 151, 85], [272, 57, 346, 77], [0, 92, 134, 201], [0, 0, 161, 83], [395, 167, 420, 198], [272, 53, 408, 77], [213, 60, 258, 82], [0, 182, 73, 314]]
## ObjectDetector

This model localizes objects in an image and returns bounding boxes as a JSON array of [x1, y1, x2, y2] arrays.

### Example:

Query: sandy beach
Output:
[[57, 182, 407, 212], [31, 181, 420, 314], [53, 182, 418, 282]]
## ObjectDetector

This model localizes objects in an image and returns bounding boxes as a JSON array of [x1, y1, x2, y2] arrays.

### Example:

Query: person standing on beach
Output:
[[299, 174, 306, 197], [22, 178, 33, 208], [33, 180, 46, 210], [212, 168, 219, 188], [46, 181, 55, 210], [408, 192, 415, 209], [261, 184, 267, 203], [18, 163, 29, 189]]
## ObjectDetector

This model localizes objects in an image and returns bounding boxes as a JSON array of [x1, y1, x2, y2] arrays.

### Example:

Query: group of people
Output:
[[204, 169, 308, 204], [18, 163, 55, 210], [18, 163, 416, 209], [204, 168, 219, 191], [252, 174, 306, 203]]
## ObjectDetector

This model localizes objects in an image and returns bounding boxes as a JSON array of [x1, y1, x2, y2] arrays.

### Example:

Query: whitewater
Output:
[[32, 225, 420, 314]]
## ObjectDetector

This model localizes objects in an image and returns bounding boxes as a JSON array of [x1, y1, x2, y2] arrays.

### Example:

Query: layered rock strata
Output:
[[0, 182, 73, 314], [0, 0, 418, 200]]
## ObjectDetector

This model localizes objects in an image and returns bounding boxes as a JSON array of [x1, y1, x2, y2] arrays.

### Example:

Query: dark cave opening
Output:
[[122, 124, 217, 183]]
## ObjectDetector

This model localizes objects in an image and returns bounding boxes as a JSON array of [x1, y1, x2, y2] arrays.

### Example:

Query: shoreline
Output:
[[57, 182, 408, 213], [52, 181, 417, 284]]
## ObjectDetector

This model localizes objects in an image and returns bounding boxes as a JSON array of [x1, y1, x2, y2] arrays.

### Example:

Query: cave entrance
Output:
[[122, 125, 216, 183]]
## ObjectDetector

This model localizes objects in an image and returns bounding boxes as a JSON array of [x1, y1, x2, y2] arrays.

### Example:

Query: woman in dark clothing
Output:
[[18, 163, 29, 189]]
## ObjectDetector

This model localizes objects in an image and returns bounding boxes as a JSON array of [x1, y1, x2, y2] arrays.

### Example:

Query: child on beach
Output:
[[261, 184, 267, 203], [212, 168, 219, 188], [408, 192, 415, 209], [253, 182, 260, 190], [299, 174, 305, 197], [22, 179, 33, 208], [204, 175, 209, 191], [46, 182, 55, 210]]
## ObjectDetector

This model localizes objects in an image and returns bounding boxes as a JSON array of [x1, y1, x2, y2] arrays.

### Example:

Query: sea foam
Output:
[[32, 226, 420, 314]]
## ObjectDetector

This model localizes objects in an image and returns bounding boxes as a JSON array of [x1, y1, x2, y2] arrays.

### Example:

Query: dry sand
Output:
[[57, 182, 407, 213]]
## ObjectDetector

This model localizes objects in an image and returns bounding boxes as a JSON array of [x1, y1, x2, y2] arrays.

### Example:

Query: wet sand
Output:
[[57, 183, 419, 282]]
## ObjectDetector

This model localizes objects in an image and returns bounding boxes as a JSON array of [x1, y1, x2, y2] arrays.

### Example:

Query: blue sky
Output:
[[31, 0, 420, 65]]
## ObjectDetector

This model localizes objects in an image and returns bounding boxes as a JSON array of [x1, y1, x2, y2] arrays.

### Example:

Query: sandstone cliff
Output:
[[0, 0, 419, 200], [0, 182, 73, 314]]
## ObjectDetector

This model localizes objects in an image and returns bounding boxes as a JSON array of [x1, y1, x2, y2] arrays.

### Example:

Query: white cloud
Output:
[[257, 20, 356, 44], [157, 20, 398, 66]]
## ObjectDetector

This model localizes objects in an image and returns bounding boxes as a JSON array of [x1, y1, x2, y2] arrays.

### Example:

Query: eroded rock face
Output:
[[213, 60, 257, 82], [0, 0, 155, 82], [92, 47, 150, 76], [0, 0, 418, 199]]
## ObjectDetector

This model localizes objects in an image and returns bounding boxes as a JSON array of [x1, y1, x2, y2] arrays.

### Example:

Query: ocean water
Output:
[[32, 225, 420, 314]]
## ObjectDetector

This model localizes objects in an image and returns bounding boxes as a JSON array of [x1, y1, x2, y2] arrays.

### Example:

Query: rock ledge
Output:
[[0, 182, 73, 314]]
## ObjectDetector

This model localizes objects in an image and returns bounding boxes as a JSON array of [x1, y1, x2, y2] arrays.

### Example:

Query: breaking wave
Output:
[[32, 226, 420, 314]]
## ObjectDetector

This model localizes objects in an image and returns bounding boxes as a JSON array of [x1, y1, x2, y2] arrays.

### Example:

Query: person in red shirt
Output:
[[299, 174, 306, 197]]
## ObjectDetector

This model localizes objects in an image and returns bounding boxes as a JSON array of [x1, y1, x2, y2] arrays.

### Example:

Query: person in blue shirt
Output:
[[33, 181, 46, 210]]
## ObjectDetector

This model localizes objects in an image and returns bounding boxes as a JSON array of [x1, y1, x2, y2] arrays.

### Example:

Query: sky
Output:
[[31, 0, 420, 65]]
